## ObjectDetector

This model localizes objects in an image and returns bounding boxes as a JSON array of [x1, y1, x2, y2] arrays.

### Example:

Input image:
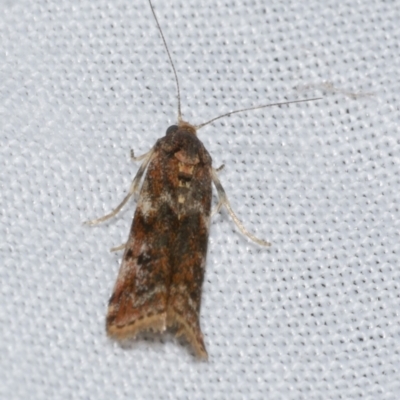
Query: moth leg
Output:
[[211, 168, 271, 247], [84, 148, 155, 226], [211, 197, 224, 217], [130, 148, 153, 162], [110, 243, 126, 252], [210, 165, 225, 216]]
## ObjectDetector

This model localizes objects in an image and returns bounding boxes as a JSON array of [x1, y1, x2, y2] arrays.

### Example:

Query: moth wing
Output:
[[167, 212, 210, 359], [106, 151, 178, 339], [166, 151, 212, 359]]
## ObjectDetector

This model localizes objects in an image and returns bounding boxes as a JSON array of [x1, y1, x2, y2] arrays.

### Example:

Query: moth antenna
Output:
[[148, 0, 182, 122], [195, 97, 322, 130]]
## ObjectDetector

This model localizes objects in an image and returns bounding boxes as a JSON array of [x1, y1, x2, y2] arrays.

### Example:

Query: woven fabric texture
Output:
[[1, 0, 399, 399]]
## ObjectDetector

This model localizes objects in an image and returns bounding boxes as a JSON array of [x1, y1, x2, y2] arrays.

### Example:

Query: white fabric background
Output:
[[1, 0, 399, 399]]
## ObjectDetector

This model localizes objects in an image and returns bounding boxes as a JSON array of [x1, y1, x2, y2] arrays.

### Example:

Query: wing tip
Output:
[[168, 310, 208, 360]]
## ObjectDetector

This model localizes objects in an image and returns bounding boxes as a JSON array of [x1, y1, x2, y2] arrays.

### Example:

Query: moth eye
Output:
[[166, 125, 179, 136]]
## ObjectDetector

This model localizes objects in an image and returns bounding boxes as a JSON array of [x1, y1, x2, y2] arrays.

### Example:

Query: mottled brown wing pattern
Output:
[[90, 0, 278, 361], [106, 123, 212, 358]]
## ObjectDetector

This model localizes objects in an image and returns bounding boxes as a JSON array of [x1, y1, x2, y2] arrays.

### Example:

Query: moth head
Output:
[[179, 121, 197, 135], [166, 121, 197, 136]]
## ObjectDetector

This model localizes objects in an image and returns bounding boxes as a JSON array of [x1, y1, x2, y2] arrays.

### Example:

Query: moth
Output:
[[87, 0, 319, 359]]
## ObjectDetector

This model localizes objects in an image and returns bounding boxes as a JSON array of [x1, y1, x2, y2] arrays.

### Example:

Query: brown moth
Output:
[[86, 0, 319, 359]]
